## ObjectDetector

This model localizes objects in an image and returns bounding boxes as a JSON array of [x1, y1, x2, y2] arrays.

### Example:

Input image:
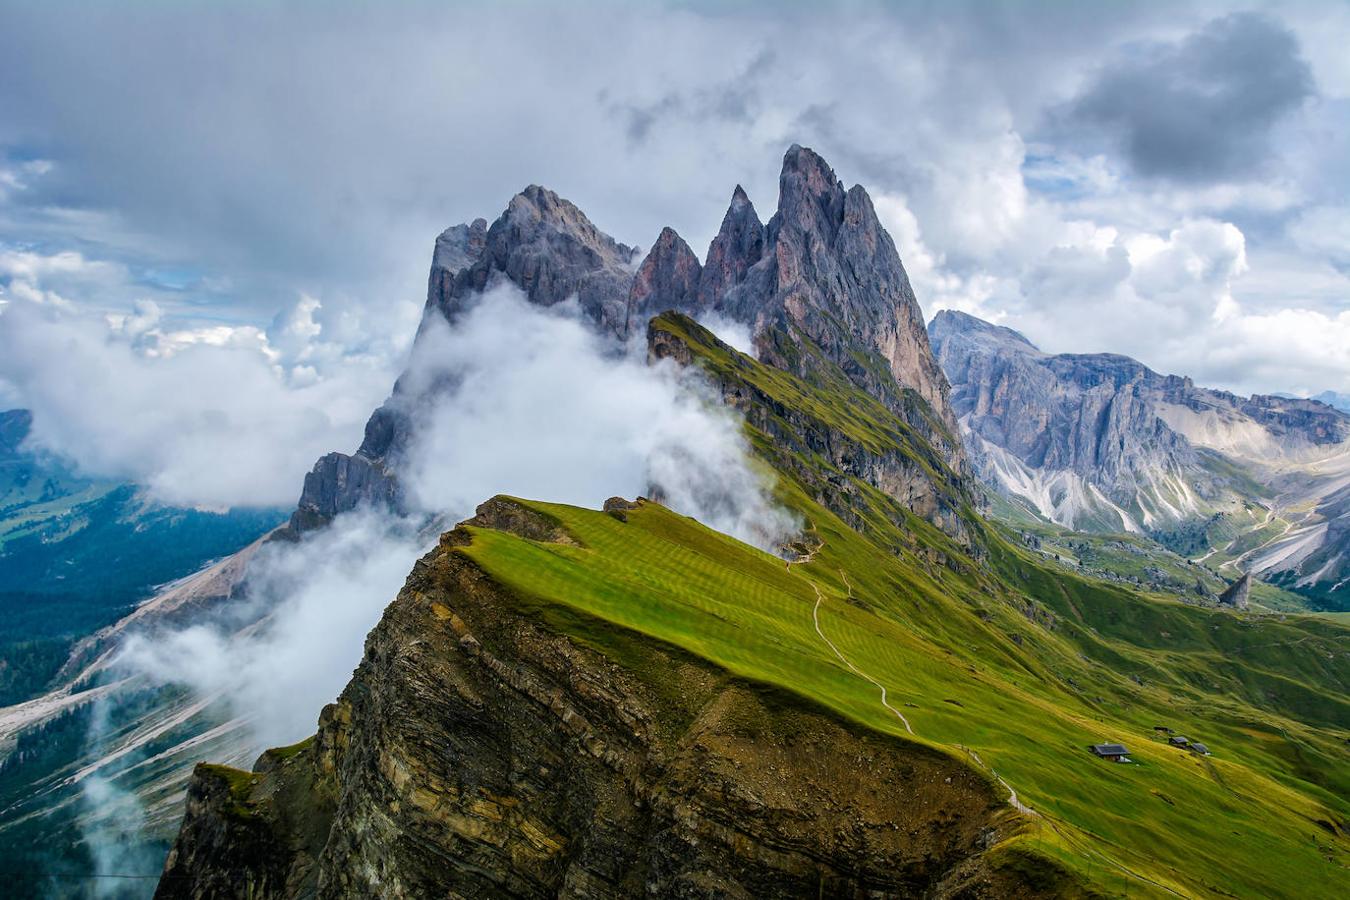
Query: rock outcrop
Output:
[[626, 226, 703, 328], [696, 184, 764, 310], [692, 147, 964, 471], [157, 501, 1037, 899], [428, 184, 640, 336], [287, 452, 404, 533], [288, 145, 971, 538], [1218, 572, 1251, 610], [745, 147, 958, 433]]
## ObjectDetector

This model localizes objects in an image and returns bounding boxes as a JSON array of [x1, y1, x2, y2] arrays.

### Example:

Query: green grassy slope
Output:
[[461, 496, 1346, 899], [440, 317, 1349, 898]]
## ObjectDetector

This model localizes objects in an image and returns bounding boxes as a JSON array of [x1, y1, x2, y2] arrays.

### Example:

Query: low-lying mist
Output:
[[110, 285, 797, 754], [402, 286, 794, 550]]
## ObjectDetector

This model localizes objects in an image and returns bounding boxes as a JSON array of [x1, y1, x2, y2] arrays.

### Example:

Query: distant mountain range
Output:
[[1313, 390, 1350, 412], [929, 310, 1350, 608], [1277, 389, 1350, 412]]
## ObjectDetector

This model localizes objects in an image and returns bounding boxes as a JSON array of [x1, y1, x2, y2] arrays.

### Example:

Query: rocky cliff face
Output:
[[930, 309, 1350, 603], [290, 145, 969, 540], [649, 315, 978, 551], [626, 148, 962, 453], [739, 147, 960, 441], [157, 500, 1036, 900], [428, 185, 640, 335], [929, 310, 1203, 531], [1218, 573, 1251, 609]]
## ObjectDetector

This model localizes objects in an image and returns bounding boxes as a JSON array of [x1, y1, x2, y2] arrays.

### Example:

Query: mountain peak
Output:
[[628, 227, 703, 332], [427, 184, 637, 337], [697, 186, 766, 311], [774, 144, 847, 245], [431, 219, 488, 275], [722, 146, 964, 444], [928, 310, 1041, 355]]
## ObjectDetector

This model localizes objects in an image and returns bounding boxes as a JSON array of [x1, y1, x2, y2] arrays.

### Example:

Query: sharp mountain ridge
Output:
[[294, 144, 970, 543]]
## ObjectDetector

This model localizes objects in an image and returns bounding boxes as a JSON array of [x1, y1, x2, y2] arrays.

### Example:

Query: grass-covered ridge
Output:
[[458, 495, 1347, 898], [437, 315, 1349, 898]]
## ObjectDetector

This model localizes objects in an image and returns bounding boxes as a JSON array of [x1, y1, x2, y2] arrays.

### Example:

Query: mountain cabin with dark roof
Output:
[[1169, 736, 1191, 748], [1089, 743, 1130, 762], [1189, 742, 1210, 756]]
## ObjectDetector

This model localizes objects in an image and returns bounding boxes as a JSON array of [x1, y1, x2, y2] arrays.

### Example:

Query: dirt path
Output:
[[791, 546, 1056, 820], [964, 747, 1036, 816], [808, 578, 914, 735]]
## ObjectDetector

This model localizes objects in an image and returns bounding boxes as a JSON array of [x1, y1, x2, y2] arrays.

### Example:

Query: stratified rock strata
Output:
[[158, 500, 1044, 899]]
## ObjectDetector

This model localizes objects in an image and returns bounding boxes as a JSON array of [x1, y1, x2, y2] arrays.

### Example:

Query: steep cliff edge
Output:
[[158, 499, 1055, 899]]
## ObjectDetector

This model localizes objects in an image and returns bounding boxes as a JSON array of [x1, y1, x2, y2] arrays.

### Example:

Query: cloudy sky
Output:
[[1, 0, 1348, 505]]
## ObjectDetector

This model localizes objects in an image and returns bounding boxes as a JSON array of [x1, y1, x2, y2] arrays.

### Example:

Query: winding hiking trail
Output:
[[964, 748, 1035, 816], [808, 577, 915, 735], [787, 539, 1046, 815], [786, 543, 1193, 895], [788, 540, 912, 734]]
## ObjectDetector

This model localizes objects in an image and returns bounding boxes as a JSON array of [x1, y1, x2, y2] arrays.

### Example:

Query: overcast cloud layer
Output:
[[1, 0, 1348, 508]]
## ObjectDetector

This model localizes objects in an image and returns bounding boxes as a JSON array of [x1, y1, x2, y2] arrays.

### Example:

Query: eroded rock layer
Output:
[[158, 503, 1037, 899]]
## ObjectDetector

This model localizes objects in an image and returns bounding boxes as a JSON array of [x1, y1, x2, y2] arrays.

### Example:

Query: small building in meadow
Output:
[[1090, 743, 1131, 762], [1189, 742, 1210, 756], [1169, 736, 1191, 748]]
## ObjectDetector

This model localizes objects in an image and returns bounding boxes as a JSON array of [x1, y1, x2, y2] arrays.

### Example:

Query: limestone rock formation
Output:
[[288, 145, 971, 538], [708, 147, 964, 462], [287, 452, 404, 533], [626, 225, 703, 328], [929, 309, 1200, 527], [428, 184, 640, 335], [929, 308, 1350, 602], [696, 184, 764, 310]]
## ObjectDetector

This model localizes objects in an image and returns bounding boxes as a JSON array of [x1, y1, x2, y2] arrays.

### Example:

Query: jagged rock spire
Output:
[[697, 185, 765, 310], [290, 144, 970, 535], [627, 226, 703, 335], [1218, 572, 1251, 609], [428, 184, 638, 339], [700, 144, 963, 448], [772, 143, 848, 246]]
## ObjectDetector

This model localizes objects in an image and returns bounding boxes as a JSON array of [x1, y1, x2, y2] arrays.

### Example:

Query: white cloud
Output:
[[403, 286, 796, 552], [1288, 205, 1350, 269], [985, 215, 1350, 396], [0, 1, 1346, 474], [696, 311, 755, 354], [0, 286, 398, 509], [117, 509, 424, 748], [112, 285, 798, 753], [0, 158, 52, 200]]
